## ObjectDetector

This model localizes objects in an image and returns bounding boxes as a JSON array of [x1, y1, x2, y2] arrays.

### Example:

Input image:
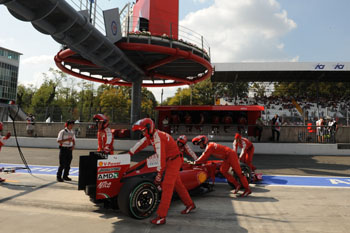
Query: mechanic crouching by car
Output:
[[192, 135, 252, 197], [128, 118, 196, 225], [177, 135, 198, 161], [233, 133, 256, 172], [93, 114, 114, 155]]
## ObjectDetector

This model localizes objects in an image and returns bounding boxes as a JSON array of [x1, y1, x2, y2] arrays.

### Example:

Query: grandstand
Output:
[[220, 95, 349, 125], [213, 62, 350, 125]]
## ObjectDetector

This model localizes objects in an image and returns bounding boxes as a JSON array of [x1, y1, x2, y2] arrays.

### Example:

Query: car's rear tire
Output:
[[228, 162, 252, 189], [118, 177, 160, 219]]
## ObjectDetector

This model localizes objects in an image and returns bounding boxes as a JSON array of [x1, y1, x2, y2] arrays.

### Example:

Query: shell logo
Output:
[[197, 171, 208, 184], [98, 161, 104, 167]]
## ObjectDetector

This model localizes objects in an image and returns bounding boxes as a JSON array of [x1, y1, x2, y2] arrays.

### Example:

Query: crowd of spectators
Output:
[[221, 95, 350, 126]]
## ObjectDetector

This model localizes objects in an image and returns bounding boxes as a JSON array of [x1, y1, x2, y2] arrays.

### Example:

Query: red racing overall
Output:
[[129, 129, 194, 217], [196, 142, 249, 189], [233, 137, 255, 171], [97, 127, 114, 154]]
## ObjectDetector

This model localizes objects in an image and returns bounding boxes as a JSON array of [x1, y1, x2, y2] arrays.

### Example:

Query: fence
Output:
[[3, 122, 350, 144]]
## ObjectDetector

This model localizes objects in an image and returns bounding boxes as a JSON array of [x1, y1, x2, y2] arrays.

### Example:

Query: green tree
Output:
[[16, 84, 36, 113], [163, 79, 249, 106]]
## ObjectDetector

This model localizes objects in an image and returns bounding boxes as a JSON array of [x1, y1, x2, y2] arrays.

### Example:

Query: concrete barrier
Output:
[[5, 137, 350, 156]]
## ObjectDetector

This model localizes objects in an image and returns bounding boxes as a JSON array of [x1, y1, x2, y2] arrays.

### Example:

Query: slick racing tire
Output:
[[118, 177, 160, 219], [228, 162, 252, 189]]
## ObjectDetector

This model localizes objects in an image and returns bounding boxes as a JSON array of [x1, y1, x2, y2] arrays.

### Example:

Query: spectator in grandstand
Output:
[[271, 114, 281, 142], [316, 117, 324, 143], [184, 112, 192, 133], [254, 115, 264, 142]]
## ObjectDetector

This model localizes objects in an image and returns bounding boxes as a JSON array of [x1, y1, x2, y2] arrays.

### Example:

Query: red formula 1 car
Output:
[[78, 152, 259, 219]]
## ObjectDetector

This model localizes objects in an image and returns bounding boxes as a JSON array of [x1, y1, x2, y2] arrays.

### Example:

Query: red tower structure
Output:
[[132, 0, 179, 39]]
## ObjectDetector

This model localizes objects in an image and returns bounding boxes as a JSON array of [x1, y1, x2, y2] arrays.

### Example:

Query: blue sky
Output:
[[1, 0, 350, 101]]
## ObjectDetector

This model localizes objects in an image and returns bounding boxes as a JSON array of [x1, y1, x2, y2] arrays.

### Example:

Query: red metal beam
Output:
[[145, 55, 180, 71]]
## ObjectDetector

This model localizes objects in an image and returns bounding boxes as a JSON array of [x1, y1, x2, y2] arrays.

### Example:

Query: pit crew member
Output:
[[93, 114, 114, 155], [128, 118, 195, 225], [233, 133, 256, 172], [177, 135, 198, 161], [192, 135, 251, 197]]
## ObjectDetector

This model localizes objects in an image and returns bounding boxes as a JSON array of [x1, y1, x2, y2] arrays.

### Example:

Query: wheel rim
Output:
[[130, 182, 159, 219], [135, 188, 155, 212]]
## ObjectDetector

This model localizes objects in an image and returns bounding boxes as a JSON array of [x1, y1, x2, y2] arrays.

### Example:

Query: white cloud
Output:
[[193, 0, 209, 3], [21, 55, 53, 65], [180, 0, 297, 62]]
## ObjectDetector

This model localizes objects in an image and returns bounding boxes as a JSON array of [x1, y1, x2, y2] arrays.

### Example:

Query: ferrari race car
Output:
[[78, 152, 260, 219]]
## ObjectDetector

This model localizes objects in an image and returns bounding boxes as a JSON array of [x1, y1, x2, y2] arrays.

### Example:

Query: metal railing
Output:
[[66, 1, 210, 57]]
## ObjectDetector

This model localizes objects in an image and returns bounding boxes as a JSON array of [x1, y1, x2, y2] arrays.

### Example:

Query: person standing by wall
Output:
[[316, 117, 324, 143], [0, 122, 11, 183], [26, 113, 35, 136], [271, 114, 281, 142], [254, 115, 264, 142], [56, 120, 75, 182]]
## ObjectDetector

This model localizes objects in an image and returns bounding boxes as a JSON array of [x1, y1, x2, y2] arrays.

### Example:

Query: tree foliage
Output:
[[163, 79, 249, 105], [17, 68, 158, 123]]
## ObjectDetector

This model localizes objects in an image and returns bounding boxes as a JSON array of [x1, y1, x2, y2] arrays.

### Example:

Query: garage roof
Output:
[[212, 62, 350, 82]]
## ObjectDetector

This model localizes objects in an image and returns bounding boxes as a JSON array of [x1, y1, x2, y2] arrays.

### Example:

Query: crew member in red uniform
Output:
[[177, 135, 198, 161], [128, 118, 195, 225], [233, 133, 256, 172], [192, 135, 251, 197], [93, 114, 114, 155], [0, 122, 11, 183]]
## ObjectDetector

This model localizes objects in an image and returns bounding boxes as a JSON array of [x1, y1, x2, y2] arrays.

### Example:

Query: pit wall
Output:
[[5, 137, 350, 156], [3, 122, 350, 143]]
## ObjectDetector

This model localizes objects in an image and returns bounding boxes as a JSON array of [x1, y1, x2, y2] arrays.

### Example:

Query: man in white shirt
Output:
[[56, 120, 76, 182]]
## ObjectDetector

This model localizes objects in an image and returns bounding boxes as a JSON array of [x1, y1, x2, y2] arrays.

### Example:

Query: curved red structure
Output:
[[55, 40, 213, 87]]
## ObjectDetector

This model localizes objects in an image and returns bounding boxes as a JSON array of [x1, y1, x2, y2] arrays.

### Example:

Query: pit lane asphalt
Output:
[[1, 147, 350, 233]]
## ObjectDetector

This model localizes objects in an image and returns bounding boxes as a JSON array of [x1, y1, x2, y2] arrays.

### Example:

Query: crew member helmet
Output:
[[192, 135, 208, 145], [93, 114, 109, 129], [235, 133, 242, 140], [132, 118, 155, 138], [177, 135, 188, 145]]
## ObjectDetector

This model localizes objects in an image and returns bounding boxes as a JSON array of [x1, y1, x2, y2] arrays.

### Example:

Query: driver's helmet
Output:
[[177, 135, 187, 146], [192, 135, 208, 145], [132, 118, 155, 138], [93, 114, 109, 129]]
